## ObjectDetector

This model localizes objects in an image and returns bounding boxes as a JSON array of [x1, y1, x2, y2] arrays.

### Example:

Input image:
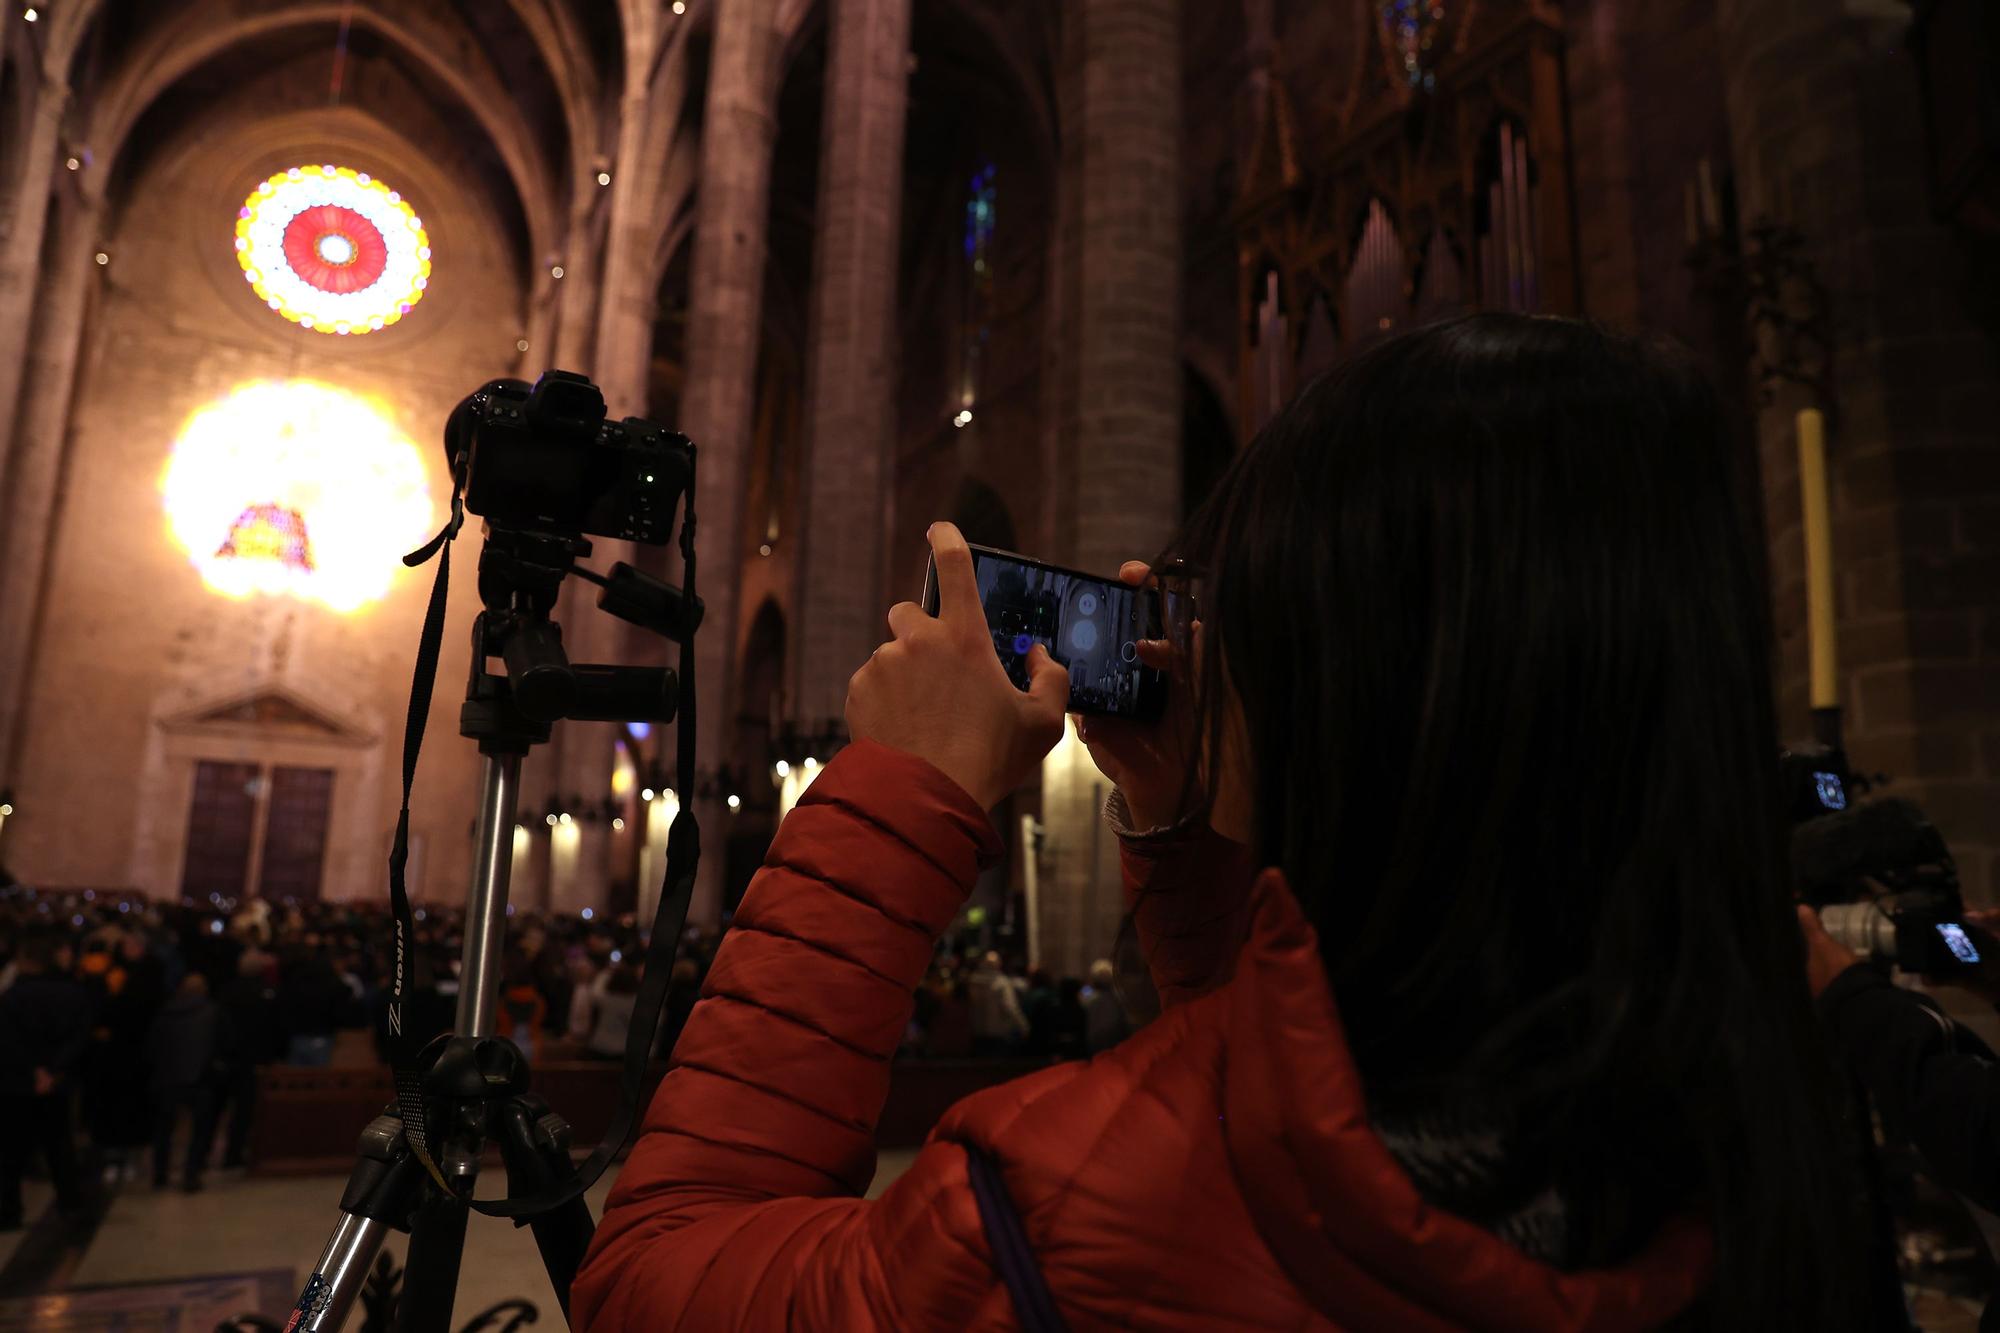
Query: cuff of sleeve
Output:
[[1103, 786, 1205, 845]]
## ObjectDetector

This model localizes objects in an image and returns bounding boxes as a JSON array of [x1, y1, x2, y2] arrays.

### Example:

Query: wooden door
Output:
[[180, 760, 261, 900], [258, 765, 336, 901]]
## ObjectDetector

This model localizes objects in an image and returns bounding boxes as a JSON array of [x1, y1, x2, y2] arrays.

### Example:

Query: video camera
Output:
[[1786, 745, 1987, 980]]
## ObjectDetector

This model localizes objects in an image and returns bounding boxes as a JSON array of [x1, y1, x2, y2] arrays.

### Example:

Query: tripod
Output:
[[286, 525, 700, 1333]]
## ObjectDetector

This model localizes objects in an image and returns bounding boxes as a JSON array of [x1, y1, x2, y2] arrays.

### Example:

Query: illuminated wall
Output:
[[7, 99, 524, 904]]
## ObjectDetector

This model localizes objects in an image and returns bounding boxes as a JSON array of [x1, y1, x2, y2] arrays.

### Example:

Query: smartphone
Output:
[[921, 543, 1167, 721]]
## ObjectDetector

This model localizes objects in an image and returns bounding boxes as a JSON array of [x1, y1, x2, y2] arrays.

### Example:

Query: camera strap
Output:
[[386, 457, 469, 1195]]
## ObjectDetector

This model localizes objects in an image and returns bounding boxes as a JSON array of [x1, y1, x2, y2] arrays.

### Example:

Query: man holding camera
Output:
[[1799, 904, 2000, 1217]]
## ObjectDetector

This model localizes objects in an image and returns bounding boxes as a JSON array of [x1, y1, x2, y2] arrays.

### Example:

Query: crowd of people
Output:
[[0, 879, 1104, 1230]]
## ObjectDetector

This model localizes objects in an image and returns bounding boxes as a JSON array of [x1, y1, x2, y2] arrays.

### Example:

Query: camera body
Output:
[[450, 371, 690, 545]]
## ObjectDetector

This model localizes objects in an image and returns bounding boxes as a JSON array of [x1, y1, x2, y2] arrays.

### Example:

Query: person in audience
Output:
[[278, 944, 348, 1066], [573, 317, 1872, 1331], [148, 972, 222, 1193], [79, 930, 163, 1182], [1081, 958, 1129, 1054], [500, 951, 547, 1060], [583, 956, 641, 1061], [215, 948, 283, 1170], [0, 930, 91, 1227], [966, 950, 1028, 1056]]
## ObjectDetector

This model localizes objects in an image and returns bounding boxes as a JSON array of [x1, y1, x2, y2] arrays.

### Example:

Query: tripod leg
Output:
[[290, 1212, 393, 1333], [288, 1114, 428, 1333], [395, 1191, 469, 1333], [496, 1098, 596, 1318]]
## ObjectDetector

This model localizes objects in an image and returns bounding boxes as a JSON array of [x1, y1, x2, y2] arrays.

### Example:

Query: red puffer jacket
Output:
[[572, 743, 1711, 1330]]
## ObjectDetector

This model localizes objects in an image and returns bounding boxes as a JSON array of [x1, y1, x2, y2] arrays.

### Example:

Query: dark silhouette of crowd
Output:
[[0, 879, 1102, 1229], [0, 882, 714, 1223]]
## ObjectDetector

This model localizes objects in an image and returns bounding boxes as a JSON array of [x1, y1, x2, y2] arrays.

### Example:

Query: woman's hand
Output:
[[1077, 561, 1198, 832], [1797, 904, 1861, 1000], [846, 522, 1068, 809]]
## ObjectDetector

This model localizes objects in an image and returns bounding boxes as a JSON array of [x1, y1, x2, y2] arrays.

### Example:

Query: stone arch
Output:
[[81, 1, 560, 267]]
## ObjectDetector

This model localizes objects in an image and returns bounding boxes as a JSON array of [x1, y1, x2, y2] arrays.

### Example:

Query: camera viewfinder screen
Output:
[[968, 551, 1159, 719], [1938, 922, 1981, 966]]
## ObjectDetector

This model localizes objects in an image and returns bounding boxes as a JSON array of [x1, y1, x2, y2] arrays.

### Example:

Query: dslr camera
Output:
[[1786, 746, 1987, 980], [448, 370, 691, 546]]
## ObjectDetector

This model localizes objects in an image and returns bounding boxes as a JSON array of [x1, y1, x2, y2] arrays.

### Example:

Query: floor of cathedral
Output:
[[0, 1151, 920, 1331]]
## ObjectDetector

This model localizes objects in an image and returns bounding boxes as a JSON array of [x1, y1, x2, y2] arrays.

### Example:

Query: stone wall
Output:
[[1717, 0, 2000, 901]]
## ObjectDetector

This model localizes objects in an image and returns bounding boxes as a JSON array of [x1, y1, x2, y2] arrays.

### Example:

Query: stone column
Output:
[[791, 0, 911, 725], [1038, 0, 1183, 977], [0, 194, 99, 779], [0, 78, 69, 493], [678, 0, 780, 927], [547, 200, 620, 915], [1717, 0, 2000, 900]]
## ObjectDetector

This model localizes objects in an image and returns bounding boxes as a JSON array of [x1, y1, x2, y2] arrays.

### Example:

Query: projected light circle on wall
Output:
[[161, 381, 434, 613], [234, 165, 432, 335]]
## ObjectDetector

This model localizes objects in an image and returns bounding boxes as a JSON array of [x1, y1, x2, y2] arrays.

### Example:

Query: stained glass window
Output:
[[1383, 0, 1446, 90], [958, 162, 997, 418], [162, 380, 433, 612], [234, 165, 432, 335], [215, 503, 315, 572]]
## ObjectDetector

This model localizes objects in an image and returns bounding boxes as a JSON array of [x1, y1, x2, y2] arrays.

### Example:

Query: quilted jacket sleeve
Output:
[[571, 741, 1002, 1332], [1114, 798, 1258, 1008]]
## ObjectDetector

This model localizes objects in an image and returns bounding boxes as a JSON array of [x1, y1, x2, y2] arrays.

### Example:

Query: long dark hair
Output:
[[1171, 315, 1863, 1328]]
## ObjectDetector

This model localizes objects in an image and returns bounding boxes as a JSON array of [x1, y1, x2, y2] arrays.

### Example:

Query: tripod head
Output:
[[450, 370, 704, 753]]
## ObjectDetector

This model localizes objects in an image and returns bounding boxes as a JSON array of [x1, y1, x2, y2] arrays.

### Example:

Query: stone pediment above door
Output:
[[160, 685, 375, 747]]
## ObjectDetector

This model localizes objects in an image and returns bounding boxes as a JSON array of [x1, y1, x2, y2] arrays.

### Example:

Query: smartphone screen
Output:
[[1938, 922, 1982, 966], [922, 544, 1167, 721]]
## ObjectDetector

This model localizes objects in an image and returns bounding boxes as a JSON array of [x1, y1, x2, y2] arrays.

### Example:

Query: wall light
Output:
[[612, 817, 625, 831], [23, 8, 37, 21], [726, 793, 742, 812], [550, 265, 565, 280], [597, 171, 612, 187], [65, 157, 79, 171], [953, 408, 973, 428]]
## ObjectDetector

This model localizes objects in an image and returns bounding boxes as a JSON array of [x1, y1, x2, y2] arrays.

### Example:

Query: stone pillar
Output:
[[0, 194, 99, 779], [0, 79, 69, 493], [1038, 0, 1183, 976], [1717, 0, 2000, 900], [678, 0, 780, 927], [595, 90, 664, 426], [791, 0, 911, 724], [548, 201, 620, 916]]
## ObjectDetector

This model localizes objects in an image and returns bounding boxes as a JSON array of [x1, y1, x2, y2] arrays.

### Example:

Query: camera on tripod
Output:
[[1786, 745, 1988, 981], [448, 372, 703, 729], [283, 370, 708, 1333], [451, 370, 688, 546]]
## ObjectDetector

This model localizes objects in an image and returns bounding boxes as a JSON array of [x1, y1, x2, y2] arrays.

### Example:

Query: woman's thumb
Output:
[[1023, 644, 1069, 720]]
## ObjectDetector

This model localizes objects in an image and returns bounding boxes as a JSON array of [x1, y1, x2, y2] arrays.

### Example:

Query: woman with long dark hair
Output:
[[574, 315, 1867, 1330]]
